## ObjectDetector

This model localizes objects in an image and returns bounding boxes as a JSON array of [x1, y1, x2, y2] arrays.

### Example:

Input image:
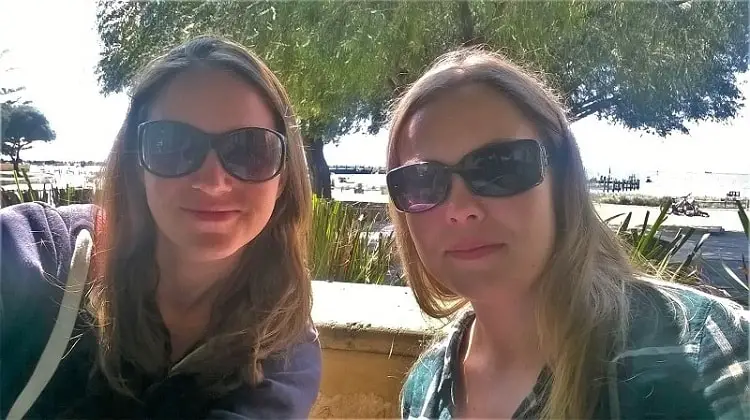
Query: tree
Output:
[[1, 104, 56, 172], [95, 1, 748, 198]]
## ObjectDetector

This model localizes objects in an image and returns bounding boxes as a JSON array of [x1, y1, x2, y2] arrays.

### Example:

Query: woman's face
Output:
[[396, 84, 556, 304], [144, 68, 281, 262]]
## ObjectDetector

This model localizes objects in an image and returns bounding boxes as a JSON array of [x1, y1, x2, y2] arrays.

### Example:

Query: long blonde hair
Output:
[[88, 36, 313, 396], [388, 47, 639, 418]]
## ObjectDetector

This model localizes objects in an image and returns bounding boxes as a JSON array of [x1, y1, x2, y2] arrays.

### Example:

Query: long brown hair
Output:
[[388, 47, 640, 418], [88, 36, 313, 396]]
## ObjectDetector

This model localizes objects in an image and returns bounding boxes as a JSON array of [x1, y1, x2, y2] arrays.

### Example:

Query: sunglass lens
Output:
[[139, 121, 207, 177], [217, 129, 284, 181], [387, 163, 450, 213], [463, 139, 544, 197]]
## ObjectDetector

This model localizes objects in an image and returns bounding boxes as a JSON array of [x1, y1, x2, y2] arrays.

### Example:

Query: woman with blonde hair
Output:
[[387, 48, 749, 419], [1, 36, 320, 418]]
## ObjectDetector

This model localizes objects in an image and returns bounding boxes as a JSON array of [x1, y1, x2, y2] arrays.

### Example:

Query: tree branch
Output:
[[569, 96, 620, 121], [457, 1, 475, 45]]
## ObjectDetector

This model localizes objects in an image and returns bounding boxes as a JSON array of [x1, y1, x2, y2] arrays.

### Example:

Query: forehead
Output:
[[397, 84, 540, 165], [149, 68, 276, 134]]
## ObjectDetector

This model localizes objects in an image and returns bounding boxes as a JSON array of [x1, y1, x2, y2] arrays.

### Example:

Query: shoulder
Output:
[[0, 203, 96, 417], [0, 202, 96, 329], [402, 312, 472, 418], [1, 201, 95, 241], [208, 324, 322, 419], [613, 279, 749, 419], [1, 202, 95, 285], [624, 279, 747, 351], [401, 338, 449, 419]]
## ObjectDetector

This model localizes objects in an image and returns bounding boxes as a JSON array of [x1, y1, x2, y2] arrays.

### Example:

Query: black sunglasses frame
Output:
[[387, 139, 551, 213], [137, 120, 287, 183]]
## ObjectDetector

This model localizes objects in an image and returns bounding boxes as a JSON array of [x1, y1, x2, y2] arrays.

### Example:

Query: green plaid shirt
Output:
[[401, 283, 750, 419]]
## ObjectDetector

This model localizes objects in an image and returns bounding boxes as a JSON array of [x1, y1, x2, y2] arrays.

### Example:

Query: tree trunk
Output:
[[458, 1, 475, 45], [12, 146, 20, 173], [306, 137, 332, 199]]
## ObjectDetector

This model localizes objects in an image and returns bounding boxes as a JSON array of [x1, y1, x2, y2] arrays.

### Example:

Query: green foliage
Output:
[[1, 49, 28, 107], [0, 169, 93, 207], [95, 1, 748, 198], [309, 196, 396, 284], [1, 104, 56, 171], [594, 193, 673, 207], [605, 203, 710, 283], [96, 1, 747, 138]]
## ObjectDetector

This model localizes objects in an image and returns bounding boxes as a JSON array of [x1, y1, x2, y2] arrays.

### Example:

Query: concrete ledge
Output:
[[310, 281, 446, 418], [312, 281, 447, 356]]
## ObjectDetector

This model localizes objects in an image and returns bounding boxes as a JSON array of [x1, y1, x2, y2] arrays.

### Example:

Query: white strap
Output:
[[8, 229, 93, 420]]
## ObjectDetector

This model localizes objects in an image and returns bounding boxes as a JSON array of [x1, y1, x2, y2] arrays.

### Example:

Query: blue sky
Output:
[[1, 0, 748, 177]]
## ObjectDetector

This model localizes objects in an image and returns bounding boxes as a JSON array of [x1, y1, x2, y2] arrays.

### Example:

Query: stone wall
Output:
[[310, 281, 448, 418]]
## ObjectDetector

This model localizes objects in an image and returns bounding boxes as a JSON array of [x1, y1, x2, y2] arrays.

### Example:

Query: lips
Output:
[[445, 242, 505, 261], [181, 208, 241, 222]]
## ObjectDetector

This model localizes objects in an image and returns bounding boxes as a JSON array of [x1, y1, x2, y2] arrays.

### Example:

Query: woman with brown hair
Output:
[[387, 48, 749, 419], [1, 36, 320, 418]]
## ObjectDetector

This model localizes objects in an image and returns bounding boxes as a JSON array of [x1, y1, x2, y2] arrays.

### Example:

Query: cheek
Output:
[[234, 178, 282, 240], [143, 173, 182, 217], [404, 211, 443, 259], [238, 179, 280, 216], [494, 180, 556, 255], [533, 180, 556, 242]]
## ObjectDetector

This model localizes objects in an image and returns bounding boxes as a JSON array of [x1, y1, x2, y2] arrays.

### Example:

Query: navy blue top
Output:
[[0, 202, 322, 419]]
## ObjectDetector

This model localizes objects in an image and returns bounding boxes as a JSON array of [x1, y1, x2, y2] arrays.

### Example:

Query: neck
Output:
[[466, 288, 545, 370], [154, 237, 240, 312]]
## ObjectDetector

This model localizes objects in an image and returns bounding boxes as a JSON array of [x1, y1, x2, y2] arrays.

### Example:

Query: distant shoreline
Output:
[[2, 161, 748, 177], [3, 163, 748, 207], [0, 160, 105, 167]]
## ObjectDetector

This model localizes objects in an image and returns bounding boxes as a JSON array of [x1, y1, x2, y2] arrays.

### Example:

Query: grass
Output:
[[309, 195, 397, 284]]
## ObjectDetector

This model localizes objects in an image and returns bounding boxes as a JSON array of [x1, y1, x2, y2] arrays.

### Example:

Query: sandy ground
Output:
[[593, 203, 745, 233]]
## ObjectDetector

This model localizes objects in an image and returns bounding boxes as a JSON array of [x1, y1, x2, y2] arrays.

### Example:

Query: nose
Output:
[[444, 175, 485, 225], [190, 150, 233, 195]]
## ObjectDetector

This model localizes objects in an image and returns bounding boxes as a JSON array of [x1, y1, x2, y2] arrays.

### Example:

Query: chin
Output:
[[442, 268, 533, 301], [180, 233, 248, 262]]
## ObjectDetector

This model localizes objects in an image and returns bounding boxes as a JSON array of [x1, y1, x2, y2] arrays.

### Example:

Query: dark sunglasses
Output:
[[137, 120, 286, 182], [386, 139, 550, 213]]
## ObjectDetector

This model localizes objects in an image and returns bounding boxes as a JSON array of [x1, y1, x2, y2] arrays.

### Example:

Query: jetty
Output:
[[329, 165, 386, 175], [589, 174, 641, 192]]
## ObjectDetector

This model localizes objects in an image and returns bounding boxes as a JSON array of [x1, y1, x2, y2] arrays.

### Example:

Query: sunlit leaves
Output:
[[96, 0, 748, 141]]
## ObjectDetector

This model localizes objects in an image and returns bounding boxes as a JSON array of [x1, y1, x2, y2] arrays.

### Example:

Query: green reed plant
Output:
[[605, 202, 710, 283], [309, 196, 396, 284], [0, 169, 95, 207], [721, 200, 749, 292], [1, 169, 39, 204]]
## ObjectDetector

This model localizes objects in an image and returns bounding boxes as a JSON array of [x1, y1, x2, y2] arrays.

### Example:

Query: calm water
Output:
[[5, 166, 749, 203], [633, 171, 750, 198], [332, 171, 750, 202]]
